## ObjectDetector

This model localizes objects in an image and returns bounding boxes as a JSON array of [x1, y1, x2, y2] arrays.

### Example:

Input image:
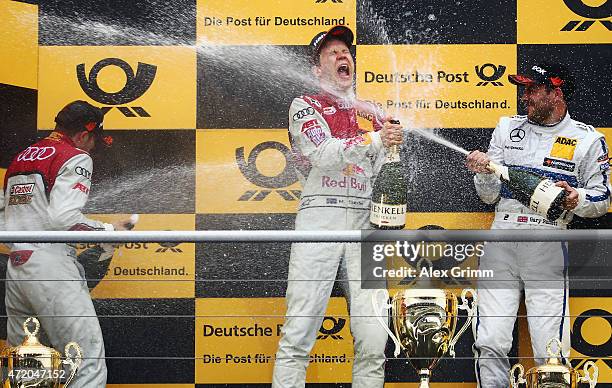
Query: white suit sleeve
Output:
[[47, 153, 113, 231], [573, 136, 611, 218], [473, 118, 505, 204], [289, 97, 383, 171]]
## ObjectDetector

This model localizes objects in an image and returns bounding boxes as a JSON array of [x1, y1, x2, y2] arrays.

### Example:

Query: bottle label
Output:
[[529, 179, 565, 218], [370, 202, 407, 227]]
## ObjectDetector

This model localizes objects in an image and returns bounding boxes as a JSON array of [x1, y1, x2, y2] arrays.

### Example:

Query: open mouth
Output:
[[337, 63, 350, 78]]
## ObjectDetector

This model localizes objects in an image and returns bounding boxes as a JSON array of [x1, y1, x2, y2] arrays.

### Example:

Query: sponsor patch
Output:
[[504, 145, 524, 150], [600, 162, 610, 171], [8, 183, 35, 205], [326, 198, 338, 204], [72, 182, 90, 194], [342, 164, 366, 176], [543, 157, 576, 172], [323, 106, 336, 115], [8, 195, 33, 205], [292, 107, 315, 121], [75, 166, 92, 180], [305, 96, 321, 108], [9, 183, 35, 196], [301, 119, 327, 146], [343, 133, 372, 150], [321, 176, 367, 191], [509, 128, 525, 142], [9, 250, 32, 266], [550, 136, 577, 160]]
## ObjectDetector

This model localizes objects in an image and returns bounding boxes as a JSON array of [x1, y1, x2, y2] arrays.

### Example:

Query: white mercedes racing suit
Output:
[[272, 94, 389, 387], [472, 113, 610, 388], [3, 131, 112, 388]]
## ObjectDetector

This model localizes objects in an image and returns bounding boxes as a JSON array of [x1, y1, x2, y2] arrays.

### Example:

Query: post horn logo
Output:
[[317, 316, 346, 340], [155, 237, 183, 253], [235, 141, 300, 201], [561, 0, 612, 31], [76, 58, 157, 117], [475, 64, 506, 86], [571, 308, 612, 370]]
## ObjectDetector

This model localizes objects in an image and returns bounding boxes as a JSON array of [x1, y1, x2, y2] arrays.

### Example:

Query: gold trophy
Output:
[[373, 287, 477, 387], [1, 317, 82, 387], [510, 338, 598, 388]]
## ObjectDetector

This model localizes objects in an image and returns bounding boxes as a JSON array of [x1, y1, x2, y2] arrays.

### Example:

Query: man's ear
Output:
[[553, 87, 565, 102], [72, 130, 89, 145]]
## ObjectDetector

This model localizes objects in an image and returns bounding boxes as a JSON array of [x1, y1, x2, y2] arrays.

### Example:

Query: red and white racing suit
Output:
[[2, 131, 112, 388], [472, 113, 611, 388], [272, 94, 389, 388]]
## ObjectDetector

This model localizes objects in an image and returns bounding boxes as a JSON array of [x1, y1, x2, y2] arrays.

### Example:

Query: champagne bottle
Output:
[[486, 162, 567, 221], [370, 120, 408, 229]]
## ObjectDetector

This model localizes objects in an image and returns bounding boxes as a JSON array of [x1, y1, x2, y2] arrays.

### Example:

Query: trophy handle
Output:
[[448, 288, 477, 357], [371, 288, 402, 357], [510, 363, 526, 388], [62, 342, 83, 387], [578, 361, 598, 388]]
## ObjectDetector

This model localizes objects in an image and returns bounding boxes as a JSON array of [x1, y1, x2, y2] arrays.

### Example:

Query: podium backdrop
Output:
[[1, 0, 611, 386]]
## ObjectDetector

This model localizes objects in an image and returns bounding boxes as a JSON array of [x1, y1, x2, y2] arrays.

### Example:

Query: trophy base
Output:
[[418, 369, 430, 388]]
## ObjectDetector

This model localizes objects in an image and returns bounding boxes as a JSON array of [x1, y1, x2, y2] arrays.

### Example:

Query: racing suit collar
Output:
[[47, 131, 78, 148], [319, 89, 355, 110], [527, 111, 570, 134]]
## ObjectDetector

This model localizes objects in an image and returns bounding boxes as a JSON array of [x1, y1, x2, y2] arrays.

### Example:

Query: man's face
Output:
[[313, 39, 354, 93], [520, 83, 558, 124]]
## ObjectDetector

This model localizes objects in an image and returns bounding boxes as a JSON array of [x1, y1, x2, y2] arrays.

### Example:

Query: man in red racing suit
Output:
[[272, 26, 403, 388], [2, 100, 133, 387]]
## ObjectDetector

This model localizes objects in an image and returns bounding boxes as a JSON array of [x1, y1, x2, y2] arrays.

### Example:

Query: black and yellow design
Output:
[[196, 130, 301, 214], [0, 0, 611, 386], [518, 0, 612, 44], [196, 297, 354, 384], [356, 45, 517, 129], [197, 0, 356, 45], [38, 47, 196, 130]]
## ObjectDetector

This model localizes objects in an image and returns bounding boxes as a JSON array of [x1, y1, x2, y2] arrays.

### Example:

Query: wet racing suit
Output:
[[272, 94, 389, 388], [472, 113, 611, 388], [3, 131, 112, 387]]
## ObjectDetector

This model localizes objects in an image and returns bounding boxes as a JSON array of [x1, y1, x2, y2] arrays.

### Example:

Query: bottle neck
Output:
[[386, 145, 400, 163], [487, 161, 509, 182]]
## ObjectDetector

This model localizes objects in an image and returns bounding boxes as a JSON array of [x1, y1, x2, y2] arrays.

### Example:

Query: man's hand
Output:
[[380, 117, 403, 147], [466, 150, 492, 174], [113, 215, 138, 230], [555, 181, 580, 210]]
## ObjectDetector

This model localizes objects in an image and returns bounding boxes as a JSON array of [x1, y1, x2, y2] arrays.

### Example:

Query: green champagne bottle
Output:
[[370, 120, 407, 229], [487, 161, 567, 221]]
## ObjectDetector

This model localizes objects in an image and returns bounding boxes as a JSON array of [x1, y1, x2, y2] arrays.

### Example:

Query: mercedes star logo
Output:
[[509, 128, 526, 142]]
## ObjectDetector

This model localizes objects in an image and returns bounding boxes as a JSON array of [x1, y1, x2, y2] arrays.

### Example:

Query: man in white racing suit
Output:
[[2, 100, 133, 387], [466, 63, 610, 387], [272, 26, 403, 387]]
